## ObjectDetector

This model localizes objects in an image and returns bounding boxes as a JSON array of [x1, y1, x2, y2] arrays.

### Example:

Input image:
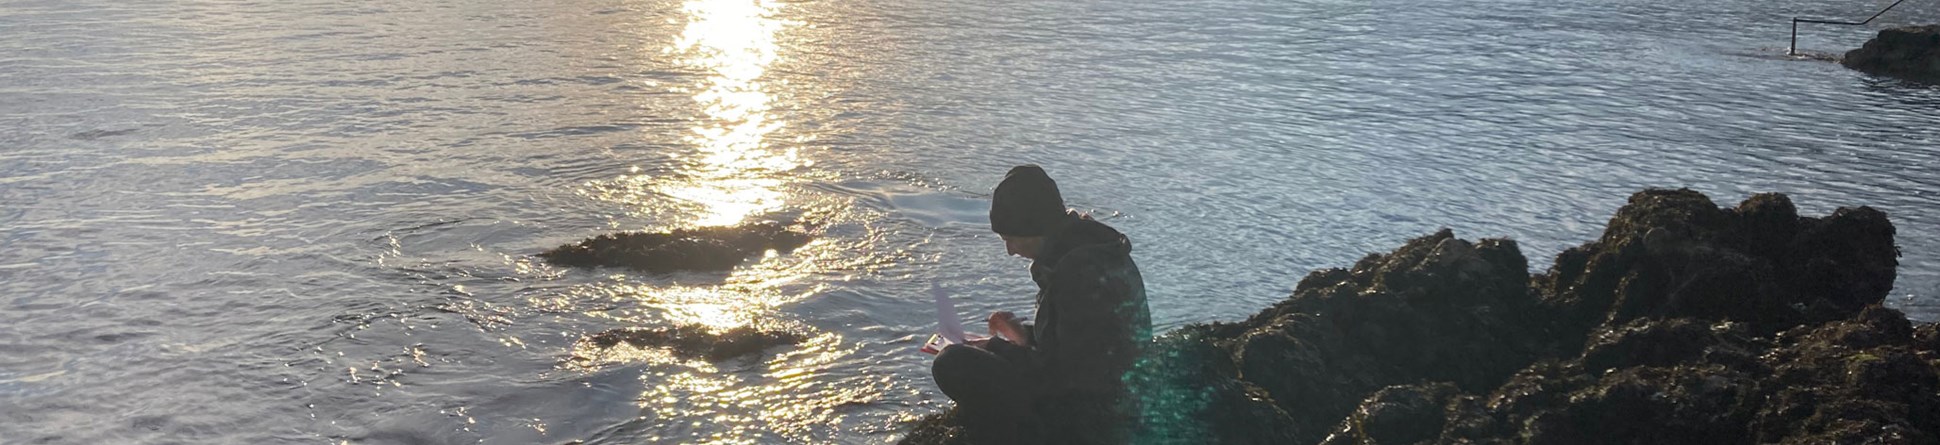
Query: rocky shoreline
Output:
[[902, 189, 1931, 444]]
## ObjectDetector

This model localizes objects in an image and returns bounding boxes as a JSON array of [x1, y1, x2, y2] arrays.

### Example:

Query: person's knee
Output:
[[931, 345, 977, 390]]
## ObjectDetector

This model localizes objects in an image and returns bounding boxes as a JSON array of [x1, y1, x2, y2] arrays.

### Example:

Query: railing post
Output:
[[1791, 18, 1799, 56]]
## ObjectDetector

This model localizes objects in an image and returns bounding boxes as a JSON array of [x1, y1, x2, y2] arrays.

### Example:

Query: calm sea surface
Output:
[[3, 0, 1937, 442]]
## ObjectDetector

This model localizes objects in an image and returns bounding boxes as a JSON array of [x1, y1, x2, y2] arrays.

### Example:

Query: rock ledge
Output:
[[1844, 25, 1940, 83]]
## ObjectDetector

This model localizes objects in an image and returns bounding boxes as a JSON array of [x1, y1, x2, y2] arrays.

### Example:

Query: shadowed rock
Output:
[[1128, 327, 1303, 445], [1414, 306, 1937, 444], [574, 324, 808, 362], [900, 409, 970, 445], [539, 221, 813, 273], [900, 189, 1922, 444], [1844, 25, 1940, 83], [1318, 382, 1464, 445], [1538, 190, 1897, 341]]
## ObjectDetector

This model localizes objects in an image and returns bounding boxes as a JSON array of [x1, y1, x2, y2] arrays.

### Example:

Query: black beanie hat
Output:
[[990, 165, 1067, 236]]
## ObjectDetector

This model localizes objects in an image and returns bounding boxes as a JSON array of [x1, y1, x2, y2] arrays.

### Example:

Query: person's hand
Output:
[[988, 311, 1029, 346]]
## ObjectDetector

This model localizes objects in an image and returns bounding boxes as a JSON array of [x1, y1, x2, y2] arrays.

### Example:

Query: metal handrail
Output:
[[1791, 0, 1912, 55]]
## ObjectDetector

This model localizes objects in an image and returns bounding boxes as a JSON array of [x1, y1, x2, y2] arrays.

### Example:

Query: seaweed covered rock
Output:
[[539, 221, 813, 273], [1431, 318, 1768, 444], [1319, 383, 1464, 445], [1190, 230, 1549, 444], [1844, 25, 1940, 83], [1128, 327, 1304, 445], [1578, 318, 1763, 374], [899, 189, 1916, 445], [1750, 305, 1940, 443], [1539, 190, 1895, 343], [570, 323, 807, 362], [1418, 306, 1939, 445], [900, 409, 970, 445]]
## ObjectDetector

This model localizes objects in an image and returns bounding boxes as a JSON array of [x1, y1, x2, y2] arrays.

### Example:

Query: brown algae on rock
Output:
[[570, 323, 810, 365], [539, 221, 814, 273]]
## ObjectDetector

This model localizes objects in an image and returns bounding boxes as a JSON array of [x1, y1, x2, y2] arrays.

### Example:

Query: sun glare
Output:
[[659, 0, 800, 227]]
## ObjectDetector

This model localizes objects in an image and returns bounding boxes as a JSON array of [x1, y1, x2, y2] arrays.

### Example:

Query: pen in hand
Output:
[[988, 311, 1031, 345]]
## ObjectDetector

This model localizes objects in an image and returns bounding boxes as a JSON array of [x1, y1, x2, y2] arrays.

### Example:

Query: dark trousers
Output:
[[932, 344, 1034, 443]]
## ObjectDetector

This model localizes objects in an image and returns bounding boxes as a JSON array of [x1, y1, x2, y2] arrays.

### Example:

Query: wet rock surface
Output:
[[902, 189, 1924, 444], [1844, 25, 1940, 83], [572, 324, 808, 362], [538, 221, 813, 273]]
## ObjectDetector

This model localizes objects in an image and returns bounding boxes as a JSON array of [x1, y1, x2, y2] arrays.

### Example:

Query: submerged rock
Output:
[[1844, 25, 1940, 83], [539, 221, 813, 273], [573, 324, 808, 362], [901, 189, 1923, 444]]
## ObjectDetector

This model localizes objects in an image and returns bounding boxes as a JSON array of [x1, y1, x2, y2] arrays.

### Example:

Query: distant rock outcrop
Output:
[[539, 221, 813, 273], [1844, 25, 1940, 83], [901, 189, 1922, 444]]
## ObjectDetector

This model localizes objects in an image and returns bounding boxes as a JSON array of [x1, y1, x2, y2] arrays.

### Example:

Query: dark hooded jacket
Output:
[[986, 212, 1153, 396]]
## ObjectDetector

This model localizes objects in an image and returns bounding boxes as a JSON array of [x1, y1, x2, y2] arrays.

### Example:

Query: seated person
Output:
[[931, 165, 1153, 444]]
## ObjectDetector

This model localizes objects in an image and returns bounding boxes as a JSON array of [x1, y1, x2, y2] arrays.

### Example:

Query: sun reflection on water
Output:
[[614, 332, 871, 444], [552, 1, 895, 441], [657, 0, 802, 228]]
